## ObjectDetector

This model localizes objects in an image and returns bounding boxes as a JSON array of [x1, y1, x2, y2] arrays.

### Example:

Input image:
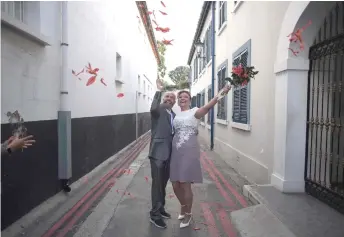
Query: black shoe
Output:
[[150, 218, 167, 228], [160, 210, 171, 219]]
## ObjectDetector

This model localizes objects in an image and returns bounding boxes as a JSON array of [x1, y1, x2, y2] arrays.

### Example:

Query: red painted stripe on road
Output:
[[200, 202, 220, 237], [217, 207, 237, 237], [200, 156, 236, 207], [42, 136, 149, 237], [55, 139, 148, 237], [202, 152, 248, 207]]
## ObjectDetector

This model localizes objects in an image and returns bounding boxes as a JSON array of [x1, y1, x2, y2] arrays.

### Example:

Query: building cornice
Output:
[[186, 1, 212, 65], [136, 1, 161, 65]]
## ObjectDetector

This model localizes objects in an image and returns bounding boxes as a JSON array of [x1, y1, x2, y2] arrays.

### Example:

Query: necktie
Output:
[[170, 113, 174, 135]]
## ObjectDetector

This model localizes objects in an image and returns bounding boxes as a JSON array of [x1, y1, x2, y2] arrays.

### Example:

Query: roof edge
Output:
[[136, 1, 161, 66]]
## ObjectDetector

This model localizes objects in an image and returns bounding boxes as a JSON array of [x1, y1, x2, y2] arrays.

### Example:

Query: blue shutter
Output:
[[232, 51, 249, 124], [207, 87, 212, 124]]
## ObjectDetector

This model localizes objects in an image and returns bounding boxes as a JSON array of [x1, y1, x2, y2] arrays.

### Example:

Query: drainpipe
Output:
[[210, 1, 216, 150], [135, 90, 138, 141], [58, 1, 72, 192]]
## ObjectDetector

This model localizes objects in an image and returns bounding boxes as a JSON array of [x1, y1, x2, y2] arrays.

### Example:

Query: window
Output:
[[199, 90, 206, 122], [207, 86, 212, 124], [2, 1, 25, 22], [219, 1, 227, 29], [191, 96, 197, 108], [204, 24, 212, 64], [116, 53, 122, 81], [193, 58, 198, 81], [217, 62, 228, 121], [232, 39, 251, 124], [196, 93, 201, 108], [137, 75, 140, 91], [143, 80, 146, 94]]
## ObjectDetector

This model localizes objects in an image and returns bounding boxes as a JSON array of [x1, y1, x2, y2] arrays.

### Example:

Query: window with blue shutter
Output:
[[217, 64, 227, 120], [196, 93, 201, 108], [200, 90, 206, 122], [232, 39, 251, 124], [191, 96, 197, 108], [207, 86, 212, 124]]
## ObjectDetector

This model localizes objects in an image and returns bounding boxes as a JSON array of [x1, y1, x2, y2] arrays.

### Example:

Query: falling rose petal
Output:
[[72, 68, 84, 77], [288, 48, 299, 56], [162, 39, 174, 45], [86, 76, 97, 86], [159, 10, 167, 15], [155, 27, 161, 32], [152, 20, 158, 26], [193, 227, 201, 231], [148, 11, 153, 15], [145, 176, 149, 182], [117, 93, 124, 98], [100, 78, 107, 86], [161, 1, 166, 7]]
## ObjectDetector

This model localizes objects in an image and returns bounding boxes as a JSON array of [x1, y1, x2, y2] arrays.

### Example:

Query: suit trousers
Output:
[[149, 157, 170, 220]]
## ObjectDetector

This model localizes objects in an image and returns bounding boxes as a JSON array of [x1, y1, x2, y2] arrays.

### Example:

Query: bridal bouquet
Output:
[[216, 64, 259, 101], [225, 64, 259, 87]]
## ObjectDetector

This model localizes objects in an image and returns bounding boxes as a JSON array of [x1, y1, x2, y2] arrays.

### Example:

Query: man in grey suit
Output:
[[149, 78, 176, 228]]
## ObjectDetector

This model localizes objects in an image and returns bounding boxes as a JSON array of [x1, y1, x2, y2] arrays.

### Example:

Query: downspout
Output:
[[58, 1, 72, 192], [210, 1, 216, 150]]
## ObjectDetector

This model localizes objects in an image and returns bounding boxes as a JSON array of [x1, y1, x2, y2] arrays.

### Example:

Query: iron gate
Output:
[[305, 2, 344, 213]]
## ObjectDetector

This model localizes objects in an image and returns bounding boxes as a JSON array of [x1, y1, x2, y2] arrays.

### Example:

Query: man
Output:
[[149, 78, 176, 228]]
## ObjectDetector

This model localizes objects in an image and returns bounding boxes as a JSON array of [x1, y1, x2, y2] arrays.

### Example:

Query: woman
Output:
[[169, 85, 231, 228]]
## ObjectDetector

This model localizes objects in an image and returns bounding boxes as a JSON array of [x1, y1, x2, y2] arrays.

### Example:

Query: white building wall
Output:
[[68, 1, 156, 118], [1, 1, 156, 123], [190, 1, 290, 185], [1, 1, 61, 122]]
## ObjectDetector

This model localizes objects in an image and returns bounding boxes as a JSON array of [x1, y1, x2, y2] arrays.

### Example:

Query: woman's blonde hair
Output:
[[177, 90, 191, 100]]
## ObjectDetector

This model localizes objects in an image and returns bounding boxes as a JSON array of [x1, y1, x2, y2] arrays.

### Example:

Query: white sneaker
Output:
[[178, 214, 185, 220]]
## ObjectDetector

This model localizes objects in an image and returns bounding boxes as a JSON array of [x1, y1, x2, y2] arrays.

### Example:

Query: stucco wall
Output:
[[190, 1, 290, 184]]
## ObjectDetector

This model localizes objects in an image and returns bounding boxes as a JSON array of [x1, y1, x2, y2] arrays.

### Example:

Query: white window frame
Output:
[[218, 1, 227, 30], [1, 1, 50, 46], [231, 39, 252, 131], [216, 60, 229, 125]]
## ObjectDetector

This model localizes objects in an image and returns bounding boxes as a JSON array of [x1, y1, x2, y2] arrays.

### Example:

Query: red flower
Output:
[[117, 93, 124, 98], [232, 64, 244, 76]]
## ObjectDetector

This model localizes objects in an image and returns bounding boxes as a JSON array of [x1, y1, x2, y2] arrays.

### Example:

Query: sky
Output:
[[147, 0, 203, 83]]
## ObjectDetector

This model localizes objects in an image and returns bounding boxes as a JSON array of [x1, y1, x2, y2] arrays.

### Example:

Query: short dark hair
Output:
[[177, 90, 191, 99]]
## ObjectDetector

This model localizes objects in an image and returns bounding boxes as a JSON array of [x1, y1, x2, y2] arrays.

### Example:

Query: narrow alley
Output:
[[2, 1, 344, 237], [3, 133, 251, 237]]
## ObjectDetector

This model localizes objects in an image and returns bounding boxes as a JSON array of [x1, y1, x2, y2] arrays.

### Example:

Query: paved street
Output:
[[5, 135, 252, 237]]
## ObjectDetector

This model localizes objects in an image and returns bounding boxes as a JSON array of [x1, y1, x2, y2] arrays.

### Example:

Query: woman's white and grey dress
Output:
[[170, 107, 203, 183]]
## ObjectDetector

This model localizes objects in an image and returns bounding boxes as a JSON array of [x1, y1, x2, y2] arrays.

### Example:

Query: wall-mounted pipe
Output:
[[210, 1, 216, 150], [58, 1, 72, 192]]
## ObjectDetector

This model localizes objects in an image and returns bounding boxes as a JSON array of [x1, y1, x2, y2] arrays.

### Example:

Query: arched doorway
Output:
[[305, 2, 344, 213]]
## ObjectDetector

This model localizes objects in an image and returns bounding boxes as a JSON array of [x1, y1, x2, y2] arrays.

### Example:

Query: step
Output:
[[230, 204, 297, 237]]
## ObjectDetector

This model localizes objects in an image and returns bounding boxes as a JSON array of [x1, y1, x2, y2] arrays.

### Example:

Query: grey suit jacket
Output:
[[149, 91, 176, 161]]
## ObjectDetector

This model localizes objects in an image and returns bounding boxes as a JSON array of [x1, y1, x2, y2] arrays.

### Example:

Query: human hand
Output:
[[222, 84, 231, 94], [156, 78, 164, 91], [7, 135, 36, 151]]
